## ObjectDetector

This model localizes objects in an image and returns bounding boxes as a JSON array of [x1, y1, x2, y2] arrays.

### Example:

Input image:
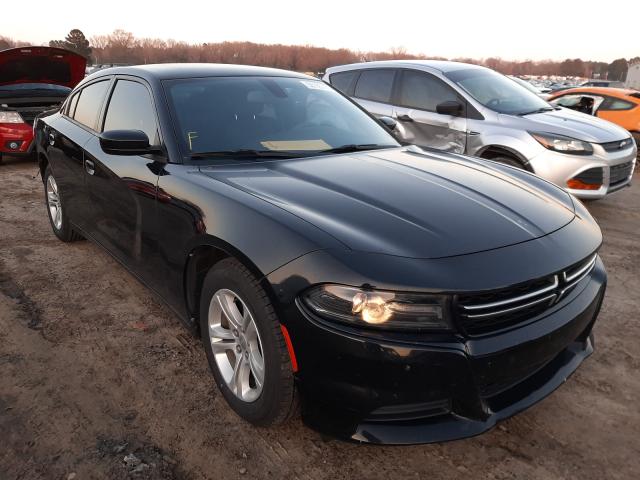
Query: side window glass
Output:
[[551, 95, 581, 108], [329, 71, 357, 94], [73, 81, 110, 129], [66, 92, 80, 117], [398, 70, 458, 112], [354, 70, 395, 103], [103, 80, 159, 145], [603, 98, 635, 111]]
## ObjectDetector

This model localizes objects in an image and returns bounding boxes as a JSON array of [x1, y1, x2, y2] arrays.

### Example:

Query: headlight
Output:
[[301, 284, 450, 330], [530, 132, 593, 155], [0, 111, 25, 124]]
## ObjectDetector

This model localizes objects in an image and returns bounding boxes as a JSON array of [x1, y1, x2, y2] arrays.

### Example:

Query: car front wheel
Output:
[[200, 258, 297, 425], [43, 165, 82, 242]]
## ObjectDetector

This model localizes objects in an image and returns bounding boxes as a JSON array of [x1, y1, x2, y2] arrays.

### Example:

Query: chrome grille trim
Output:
[[463, 293, 557, 319], [559, 256, 597, 298], [461, 276, 558, 311], [456, 254, 599, 335], [563, 254, 597, 283]]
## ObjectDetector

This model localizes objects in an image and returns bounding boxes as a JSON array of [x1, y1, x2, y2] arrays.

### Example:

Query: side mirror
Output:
[[378, 116, 398, 131], [436, 101, 463, 117], [99, 130, 162, 156]]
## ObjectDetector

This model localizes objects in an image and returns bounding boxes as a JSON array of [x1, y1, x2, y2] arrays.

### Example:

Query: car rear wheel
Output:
[[43, 166, 83, 242], [200, 258, 297, 425]]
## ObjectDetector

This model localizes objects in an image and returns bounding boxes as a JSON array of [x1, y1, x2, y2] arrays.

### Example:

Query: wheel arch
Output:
[[38, 152, 50, 182], [183, 236, 278, 335], [476, 144, 534, 172]]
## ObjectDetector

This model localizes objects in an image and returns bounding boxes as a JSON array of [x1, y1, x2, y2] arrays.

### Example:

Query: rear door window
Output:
[[354, 69, 395, 103], [600, 97, 635, 111], [72, 80, 110, 130], [66, 91, 80, 117], [329, 71, 358, 95], [103, 80, 159, 145], [397, 70, 459, 112]]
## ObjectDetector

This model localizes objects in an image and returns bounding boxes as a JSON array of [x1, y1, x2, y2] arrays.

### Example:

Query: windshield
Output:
[[445, 68, 551, 115], [509, 76, 541, 94], [164, 76, 399, 157]]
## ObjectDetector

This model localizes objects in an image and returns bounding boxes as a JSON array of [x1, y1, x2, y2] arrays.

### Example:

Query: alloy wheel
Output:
[[46, 174, 62, 230], [207, 288, 265, 403]]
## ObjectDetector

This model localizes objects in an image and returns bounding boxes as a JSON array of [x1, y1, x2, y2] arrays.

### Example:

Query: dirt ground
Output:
[[1, 157, 638, 480]]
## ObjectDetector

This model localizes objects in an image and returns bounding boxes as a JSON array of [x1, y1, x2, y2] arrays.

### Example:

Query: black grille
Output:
[[610, 161, 634, 186], [600, 138, 634, 152], [574, 168, 603, 185], [456, 255, 597, 336]]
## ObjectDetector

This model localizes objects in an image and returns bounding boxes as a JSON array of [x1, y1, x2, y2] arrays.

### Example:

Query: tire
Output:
[[199, 258, 297, 426], [490, 155, 526, 169], [43, 165, 83, 242]]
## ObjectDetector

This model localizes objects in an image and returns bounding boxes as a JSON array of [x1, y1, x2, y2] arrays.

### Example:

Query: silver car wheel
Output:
[[208, 288, 265, 403], [46, 174, 62, 230]]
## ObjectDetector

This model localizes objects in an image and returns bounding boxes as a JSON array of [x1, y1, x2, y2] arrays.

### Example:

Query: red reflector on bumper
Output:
[[280, 324, 299, 373]]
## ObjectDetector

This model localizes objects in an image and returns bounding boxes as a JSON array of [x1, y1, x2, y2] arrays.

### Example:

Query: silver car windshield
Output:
[[446, 68, 551, 115]]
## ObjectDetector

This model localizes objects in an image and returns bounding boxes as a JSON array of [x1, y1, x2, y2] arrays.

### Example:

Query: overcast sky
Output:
[[3, 0, 639, 61]]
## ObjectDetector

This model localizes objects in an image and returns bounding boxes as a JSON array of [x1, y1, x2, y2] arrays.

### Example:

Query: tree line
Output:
[[1, 29, 637, 80]]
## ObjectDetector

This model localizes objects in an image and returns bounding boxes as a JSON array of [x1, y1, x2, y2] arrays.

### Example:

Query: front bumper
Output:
[[528, 142, 636, 199], [278, 258, 605, 444], [0, 123, 35, 156]]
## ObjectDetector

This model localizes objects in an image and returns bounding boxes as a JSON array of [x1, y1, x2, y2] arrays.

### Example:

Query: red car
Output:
[[0, 46, 86, 163]]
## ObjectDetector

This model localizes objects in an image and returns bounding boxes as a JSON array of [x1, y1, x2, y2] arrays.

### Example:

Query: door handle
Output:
[[85, 159, 95, 175], [397, 114, 414, 122], [48, 133, 56, 146]]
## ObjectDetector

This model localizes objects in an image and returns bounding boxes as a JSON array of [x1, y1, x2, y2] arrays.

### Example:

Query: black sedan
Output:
[[34, 64, 606, 444]]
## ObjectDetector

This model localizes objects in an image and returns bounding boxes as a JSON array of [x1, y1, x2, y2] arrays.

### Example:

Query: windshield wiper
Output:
[[517, 107, 556, 116], [316, 144, 397, 154], [189, 149, 302, 160]]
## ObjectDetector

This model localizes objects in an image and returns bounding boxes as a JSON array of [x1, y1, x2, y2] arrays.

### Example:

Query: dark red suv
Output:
[[0, 46, 86, 162]]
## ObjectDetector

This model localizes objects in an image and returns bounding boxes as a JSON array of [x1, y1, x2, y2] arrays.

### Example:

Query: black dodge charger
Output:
[[34, 64, 606, 444]]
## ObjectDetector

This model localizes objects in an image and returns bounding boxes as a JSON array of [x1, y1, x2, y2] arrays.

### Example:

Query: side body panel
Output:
[[40, 114, 93, 227]]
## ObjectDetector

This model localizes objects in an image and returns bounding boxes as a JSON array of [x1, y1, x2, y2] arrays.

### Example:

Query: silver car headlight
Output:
[[530, 132, 593, 155], [301, 284, 450, 330]]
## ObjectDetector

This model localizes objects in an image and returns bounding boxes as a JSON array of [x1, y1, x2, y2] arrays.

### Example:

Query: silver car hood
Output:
[[500, 107, 630, 143]]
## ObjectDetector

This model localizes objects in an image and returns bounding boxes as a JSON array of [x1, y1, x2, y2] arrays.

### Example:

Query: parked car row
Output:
[[324, 60, 637, 199], [32, 60, 608, 444]]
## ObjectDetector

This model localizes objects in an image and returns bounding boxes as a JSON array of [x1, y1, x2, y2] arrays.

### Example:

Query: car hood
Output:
[[0, 47, 86, 88], [506, 107, 630, 142], [199, 147, 576, 259]]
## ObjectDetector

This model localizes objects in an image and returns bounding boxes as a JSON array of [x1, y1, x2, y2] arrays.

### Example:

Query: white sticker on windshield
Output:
[[300, 80, 331, 90]]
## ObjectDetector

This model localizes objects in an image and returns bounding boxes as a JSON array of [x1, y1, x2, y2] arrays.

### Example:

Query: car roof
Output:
[[550, 86, 640, 100], [84, 63, 315, 82], [325, 60, 485, 74]]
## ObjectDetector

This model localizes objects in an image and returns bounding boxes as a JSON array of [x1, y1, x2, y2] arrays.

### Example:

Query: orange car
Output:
[[549, 87, 640, 144]]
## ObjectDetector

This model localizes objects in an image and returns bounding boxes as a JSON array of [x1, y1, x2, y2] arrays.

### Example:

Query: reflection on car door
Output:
[[45, 82, 110, 230], [392, 70, 467, 153], [352, 69, 395, 118], [82, 78, 161, 283]]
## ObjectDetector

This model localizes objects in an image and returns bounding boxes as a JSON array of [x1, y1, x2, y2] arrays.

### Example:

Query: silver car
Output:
[[323, 61, 637, 199]]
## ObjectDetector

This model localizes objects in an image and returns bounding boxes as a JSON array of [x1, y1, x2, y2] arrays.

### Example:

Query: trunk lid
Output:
[[0, 46, 87, 88]]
